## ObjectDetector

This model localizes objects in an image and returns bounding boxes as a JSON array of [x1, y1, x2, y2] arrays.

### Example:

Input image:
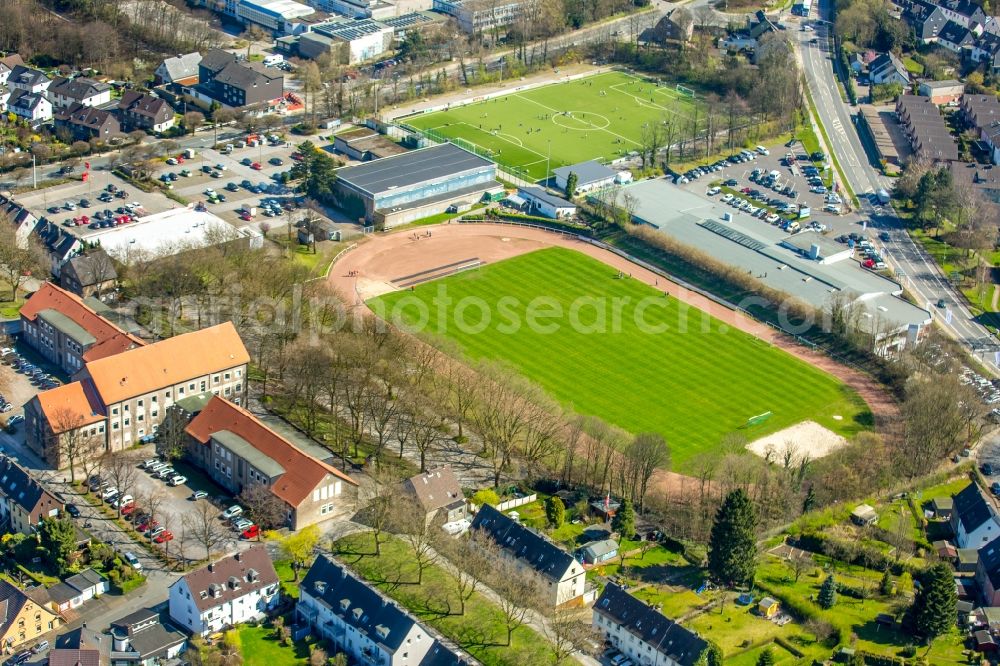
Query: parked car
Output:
[[241, 525, 260, 539], [983, 463, 995, 476], [169, 475, 187, 487], [101, 487, 119, 500], [191, 490, 208, 500], [154, 531, 174, 543], [222, 505, 243, 519], [124, 551, 142, 571]]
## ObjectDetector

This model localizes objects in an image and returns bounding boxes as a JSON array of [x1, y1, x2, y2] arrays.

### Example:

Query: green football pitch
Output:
[[369, 248, 871, 470], [400, 71, 705, 182]]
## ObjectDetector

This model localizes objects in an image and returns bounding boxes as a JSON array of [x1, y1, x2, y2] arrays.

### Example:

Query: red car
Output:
[[251, 162, 262, 170], [240, 212, 252, 221], [138, 519, 159, 533], [290, 152, 303, 161], [121, 503, 137, 515], [241, 525, 260, 540], [154, 531, 174, 543]]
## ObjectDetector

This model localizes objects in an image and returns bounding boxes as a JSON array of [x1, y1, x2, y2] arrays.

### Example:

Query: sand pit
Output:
[[747, 420, 848, 462]]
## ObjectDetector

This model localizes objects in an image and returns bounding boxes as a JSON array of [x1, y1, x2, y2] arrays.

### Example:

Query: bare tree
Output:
[[183, 500, 227, 561], [625, 433, 671, 512], [389, 495, 437, 584], [238, 484, 287, 531], [46, 409, 102, 483], [489, 555, 542, 646], [100, 452, 140, 515], [357, 469, 396, 556], [0, 221, 47, 301], [543, 609, 602, 663]]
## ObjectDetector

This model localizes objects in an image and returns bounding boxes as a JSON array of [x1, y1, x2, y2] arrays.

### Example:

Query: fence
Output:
[[306, 242, 357, 284], [497, 493, 538, 512], [397, 124, 538, 186]]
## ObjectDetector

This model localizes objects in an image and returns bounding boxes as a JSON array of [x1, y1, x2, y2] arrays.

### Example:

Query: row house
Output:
[[181, 396, 357, 529], [117, 92, 175, 133], [977, 535, 1000, 606], [896, 94, 959, 161], [593, 584, 707, 666], [54, 103, 121, 142], [297, 556, 473, 666], [25, 321, 250, 468], [20, 282, 143, 376], [0, 456, 63, 535], [470, 504, 587, 607], [168, 547, 279, 636], [0, 194, 40, 248], [47, 76, 112, 110]]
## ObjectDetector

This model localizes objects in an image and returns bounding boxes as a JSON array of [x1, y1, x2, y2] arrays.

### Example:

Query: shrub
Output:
[[472, 488, 499, 506]]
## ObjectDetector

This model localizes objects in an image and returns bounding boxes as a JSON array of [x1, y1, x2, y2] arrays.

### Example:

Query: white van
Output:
[[263, 54, 284, 67], [755, 145, 770, 155]]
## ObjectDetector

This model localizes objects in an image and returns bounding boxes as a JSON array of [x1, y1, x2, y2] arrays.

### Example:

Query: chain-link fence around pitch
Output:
[[399, 123, 541, 185]]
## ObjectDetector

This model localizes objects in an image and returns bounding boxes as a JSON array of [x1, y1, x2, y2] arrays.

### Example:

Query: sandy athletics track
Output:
[[329, 223, 898, 490]]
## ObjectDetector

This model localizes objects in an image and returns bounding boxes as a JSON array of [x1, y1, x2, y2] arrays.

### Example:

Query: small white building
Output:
[[168, 547, 279, 636], [952, 483, 1000, 550], [47, 77, 112, 110], [7, 65, 50, 94], [518, 187, 577, 219], [8, 89, 52, 124], [553, 160, 618, 196]]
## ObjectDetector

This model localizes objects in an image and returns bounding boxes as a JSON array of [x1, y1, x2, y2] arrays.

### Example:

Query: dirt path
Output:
[[330, 223, 899, 495]]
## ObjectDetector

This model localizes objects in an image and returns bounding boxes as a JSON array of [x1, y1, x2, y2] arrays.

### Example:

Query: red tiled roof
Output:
[[82, 322, 248, 405], [185, 397, 356, 507], [21, 283, 144, 357], [33, 380, 105, 434]]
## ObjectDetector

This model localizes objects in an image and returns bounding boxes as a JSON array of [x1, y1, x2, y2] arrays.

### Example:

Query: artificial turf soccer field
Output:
[[370, 248, 871, 470], [401, 71, 705, 182]]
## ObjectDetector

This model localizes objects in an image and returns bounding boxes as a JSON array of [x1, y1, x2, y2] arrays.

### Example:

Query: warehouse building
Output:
[[334, 142, 502, 228]]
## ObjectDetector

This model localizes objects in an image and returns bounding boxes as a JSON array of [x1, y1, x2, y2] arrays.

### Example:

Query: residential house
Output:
[[296, 555, 471, 666], [0, 194, 40, 247], [592, 583, 707, 666], [47, 77, 112, 110], [0, 579, 61, 652], [25, 321, 250, 467], [48, 649, 100, 666], [31, 219, 83, 277], [8, 90, 52, 124], [168, 546, 279, 636], [918, 79, 965, 104], [977, 535, 1000, 606], [59, 249, 118, 299], [896, 94, 959, 161], [640, 8, 695, 44], [182, 396, 357, 529], [953, 483, 1000, 549], [869, 53, 910, 85], [7, 65, 50, 94], [401, 466, 467, 527], [0, 457, 63, 535], [109, 608, 188, 666], [0, 55, 25, 86], [35, 569, 109, 614], [553, 160, 618, 195], [117, 92, 175, 133], [937, 20, 976, 52], [55, 103, 120, 142], [196, 49, 283, 109], [951, 483, 1000, 548], [517, 187, 578, 219], [20, 282, 144, 376], [934, 0, 988, 29], [471, 504, 587, 606], [579, 539, 619, 565], [971, 32, 1000, 71], [155, 53, 202, 86]]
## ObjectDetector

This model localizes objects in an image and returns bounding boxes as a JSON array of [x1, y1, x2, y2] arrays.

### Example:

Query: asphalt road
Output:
[[796, 0, 1000, 372]]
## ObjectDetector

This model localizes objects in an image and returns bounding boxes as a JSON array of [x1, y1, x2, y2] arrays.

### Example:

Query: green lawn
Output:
[[370, 248, 870, 470], [234, 624, 310, 666], [336, 532, 553, 666], [403, 71, 705, 181], [272, 558, 300, 599]]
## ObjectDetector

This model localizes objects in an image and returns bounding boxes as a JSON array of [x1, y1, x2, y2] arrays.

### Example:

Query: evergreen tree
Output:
[[818, 575, 837, 609], [755, 648, 775, 666], [880, 568, 894, 596], [612, 499, 636, 540], [912, 562, 957, 644], [707, 489, 758, 587], [802, 486, 816, 514], [37, 518, 76, 574], [696, 641, 723, 666], [564, 172, 578, 198], [545, 496, 565, 528]]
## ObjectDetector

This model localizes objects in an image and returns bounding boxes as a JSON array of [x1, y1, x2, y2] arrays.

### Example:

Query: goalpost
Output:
[[745, 411, 773, 428], [675, 84, 696, 100]]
